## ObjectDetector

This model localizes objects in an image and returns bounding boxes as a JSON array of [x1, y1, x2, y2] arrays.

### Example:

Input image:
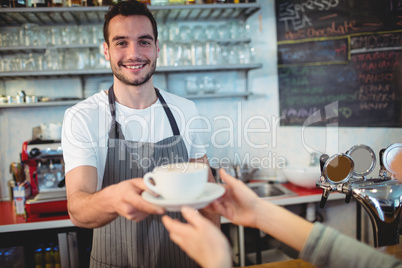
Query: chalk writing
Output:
[[278, 38, 349, 65], [351, 32, 402, 50], [276, 0, 402, 127], [285, 20, 358, 40], [278, 0, 340, 32]]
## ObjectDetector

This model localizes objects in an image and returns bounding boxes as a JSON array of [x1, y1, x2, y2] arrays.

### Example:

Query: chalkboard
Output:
[[275, 0, 402, 127]]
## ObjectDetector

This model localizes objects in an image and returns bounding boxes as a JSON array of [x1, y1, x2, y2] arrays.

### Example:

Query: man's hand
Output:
[[66, 165, 164, 228], [112, 178, 165, 222]]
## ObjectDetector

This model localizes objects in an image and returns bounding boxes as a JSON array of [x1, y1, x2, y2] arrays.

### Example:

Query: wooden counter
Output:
[[0, 201, 72, 233], [240, 243, 402, 268], [242, 259, 315, 268], [378, 244, 402, 260]]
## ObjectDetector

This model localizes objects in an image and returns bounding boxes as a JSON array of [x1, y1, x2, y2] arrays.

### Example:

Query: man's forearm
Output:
[[68, 186, 119, 229]]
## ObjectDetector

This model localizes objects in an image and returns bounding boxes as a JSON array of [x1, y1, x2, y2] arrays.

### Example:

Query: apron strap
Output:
[[108, 85, 181, 138], [108, 85, 119, 139], [155, 88, 180, 136]]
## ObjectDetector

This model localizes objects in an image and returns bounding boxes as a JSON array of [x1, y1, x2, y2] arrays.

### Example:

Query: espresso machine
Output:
[[21, 140, 67, 218], [316, 143, 402, 247]]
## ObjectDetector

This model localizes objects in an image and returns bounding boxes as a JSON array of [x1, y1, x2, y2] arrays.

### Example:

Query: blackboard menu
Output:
[[276, 0, 402, 127]]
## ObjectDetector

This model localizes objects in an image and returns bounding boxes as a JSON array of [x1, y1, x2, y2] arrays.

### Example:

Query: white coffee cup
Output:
[[143, 162, 208, 201]]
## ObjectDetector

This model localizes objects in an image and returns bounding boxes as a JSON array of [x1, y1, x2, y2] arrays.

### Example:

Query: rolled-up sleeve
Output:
[[300, 222, 402, 268]]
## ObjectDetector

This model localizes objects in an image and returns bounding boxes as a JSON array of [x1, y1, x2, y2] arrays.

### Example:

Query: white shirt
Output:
[[62, 89, 207, 190]]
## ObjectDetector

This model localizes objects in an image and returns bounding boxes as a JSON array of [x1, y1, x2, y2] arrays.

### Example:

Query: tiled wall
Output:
[[1, 0, 401, 203]]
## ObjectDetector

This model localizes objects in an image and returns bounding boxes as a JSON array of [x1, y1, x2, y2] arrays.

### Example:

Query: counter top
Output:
[[0, 201, 72, 233], [265, 183, 344, 206], [241, 243, 402, 268], [0, 183, 343, 233], [242, 259, 315, 268]]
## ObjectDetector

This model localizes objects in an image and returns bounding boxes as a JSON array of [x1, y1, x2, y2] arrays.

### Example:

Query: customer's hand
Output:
[[162, 206, 232, 268], [206, 169, 262, 229]]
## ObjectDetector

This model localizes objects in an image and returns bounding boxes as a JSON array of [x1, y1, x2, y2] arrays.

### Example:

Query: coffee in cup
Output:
[[143, 162, 208, 201]]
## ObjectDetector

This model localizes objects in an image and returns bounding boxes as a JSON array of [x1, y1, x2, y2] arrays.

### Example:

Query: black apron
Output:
[[90, 86, 198, 268]]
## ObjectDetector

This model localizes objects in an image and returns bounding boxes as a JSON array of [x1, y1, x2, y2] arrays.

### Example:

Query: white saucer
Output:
[[142, 183, 225, 212]]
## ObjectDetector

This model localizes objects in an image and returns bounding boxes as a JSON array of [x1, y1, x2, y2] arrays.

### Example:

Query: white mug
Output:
[[143, 162, 208, 201]]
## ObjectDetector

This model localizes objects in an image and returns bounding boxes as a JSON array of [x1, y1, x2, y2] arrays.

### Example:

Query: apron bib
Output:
[[90, 86, 198, 268]]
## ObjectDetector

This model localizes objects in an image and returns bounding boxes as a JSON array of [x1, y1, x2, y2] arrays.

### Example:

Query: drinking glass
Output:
[[69, 26, 79, 45], [205, 24, 218, 40], [43, 26, 61, 46], [76, 48, 90, 69], [168, 23, 180, 42], [227, 45, 238, 64], [158, 24, 169, 43], [238, 43, 251, 64], [177, 43, 192, 66], [2, 56, 11, 72], [45, 48, 62, 71], [161, 41, 178, 67], [77, 25, 92, 45], [191, 41, 205, 66], [90, 25, 103, 45], [2, 33, 11, 47], [179, 25, 193, 41], [10, 54, 22, 71], [228, 21, 245, 39], [11, 29, 20, 46], [199, 75, 218, 94], [24, 53, 36, 71], [185, 77, 199, 95], [193, 25, 206, 41], [205, 41, 221, 65], [23, 23, 40, 46], [217, 23, 230, 40]]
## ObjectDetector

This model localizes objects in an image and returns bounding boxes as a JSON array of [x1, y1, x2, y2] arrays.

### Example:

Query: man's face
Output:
[[103, 15, 159, 87]]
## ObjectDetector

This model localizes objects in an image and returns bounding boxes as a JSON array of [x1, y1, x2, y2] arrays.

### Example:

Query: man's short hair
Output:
[[103, 0, 158, 45]]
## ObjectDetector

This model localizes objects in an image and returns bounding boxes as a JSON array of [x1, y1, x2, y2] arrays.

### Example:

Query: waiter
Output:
[[61, 1, 219, 267]]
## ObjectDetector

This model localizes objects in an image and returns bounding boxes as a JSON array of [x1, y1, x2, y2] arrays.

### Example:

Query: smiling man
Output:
[[61, 1, 219, 267]]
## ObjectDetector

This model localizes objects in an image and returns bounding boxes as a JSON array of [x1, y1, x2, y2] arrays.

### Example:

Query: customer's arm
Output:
[[211, 170, 402, 268], [301, 222, 402, 268], [190, 155, 221, 227], [66, 165, 164, 228], [163, 169, 402, 268], [208, 169, 313, 251]]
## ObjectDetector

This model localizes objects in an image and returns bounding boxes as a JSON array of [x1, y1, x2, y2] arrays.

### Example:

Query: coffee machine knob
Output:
[[29, 148, 41, 158]]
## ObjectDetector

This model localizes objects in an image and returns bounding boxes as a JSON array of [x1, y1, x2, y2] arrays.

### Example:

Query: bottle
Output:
[[50, 0, 63, 7], [53, 246, 61, 268], [31, 0, 47, 7], [34, 247, 44, 268], [67, 0, 81, 6], [8, 0, 26, 7], [99, 0, 113, 5], [1, 0, 10, 8], [138, 0, 150, 4], [44, 246, 54, 268], [17, 0, 26, 5], [168, 0, 184, 4]]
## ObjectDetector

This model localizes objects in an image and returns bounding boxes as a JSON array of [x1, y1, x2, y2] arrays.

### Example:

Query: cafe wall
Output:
[[1, 0, 402, 208]]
